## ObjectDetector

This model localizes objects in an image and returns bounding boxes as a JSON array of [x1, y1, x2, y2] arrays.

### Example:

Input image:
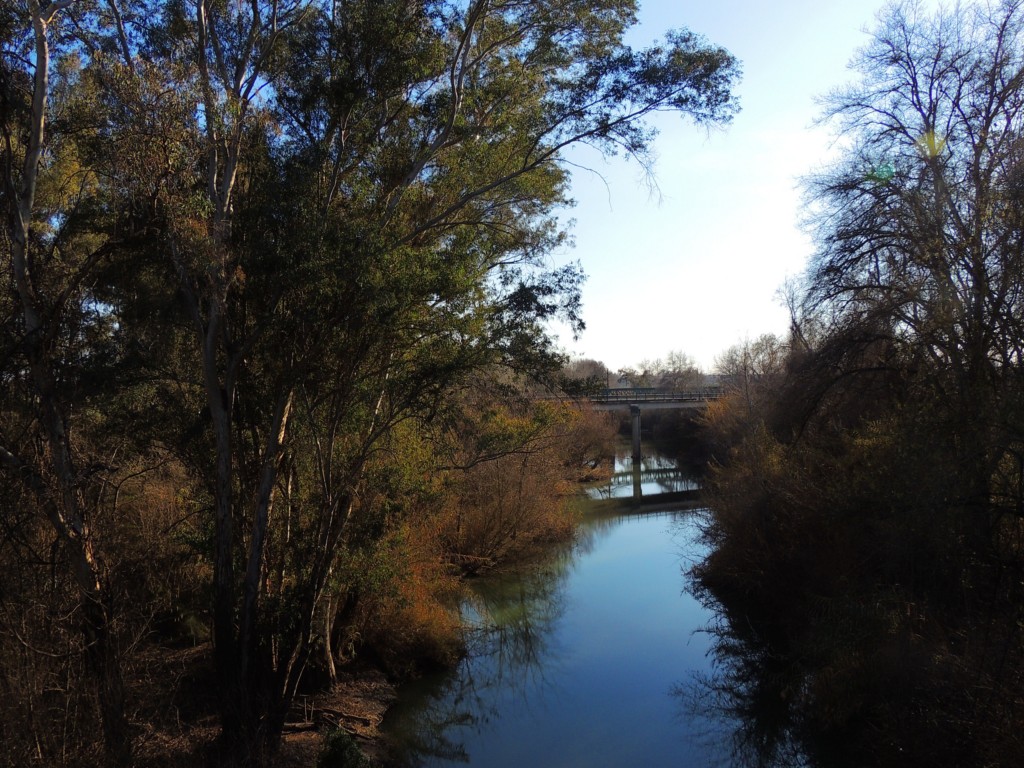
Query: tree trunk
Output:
[[2, 7, 131, 763], [82, 598, 132, 768]]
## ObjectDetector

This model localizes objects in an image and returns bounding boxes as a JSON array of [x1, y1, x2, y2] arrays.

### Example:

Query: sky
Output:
[[549, 0, 915, 373]]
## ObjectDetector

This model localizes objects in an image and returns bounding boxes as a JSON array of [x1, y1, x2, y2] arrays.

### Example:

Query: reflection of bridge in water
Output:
[[609, 467, 693, 484], [587, 387, 722, 409], [591, 457, 701, 507]]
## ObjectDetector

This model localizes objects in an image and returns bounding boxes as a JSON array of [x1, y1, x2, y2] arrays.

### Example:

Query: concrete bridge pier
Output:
[[630, 405, 642, 462]]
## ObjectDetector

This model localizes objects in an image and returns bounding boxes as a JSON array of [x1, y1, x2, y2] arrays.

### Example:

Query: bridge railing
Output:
[[587, 387, 723, 404]]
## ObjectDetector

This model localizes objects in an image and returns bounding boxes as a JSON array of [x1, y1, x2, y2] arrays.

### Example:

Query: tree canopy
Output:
[[696, 3, 1024, 764], [1, 2, 738, 764]]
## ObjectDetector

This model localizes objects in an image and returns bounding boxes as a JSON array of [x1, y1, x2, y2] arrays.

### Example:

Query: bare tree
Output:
[[806, 0, 1024, 522]]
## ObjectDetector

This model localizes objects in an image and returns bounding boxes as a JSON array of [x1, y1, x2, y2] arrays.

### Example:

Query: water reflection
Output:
[[589, 451, 699, 501], [382, 512, 723, 767], [675, 513, 812, 768], [674, 614, 810, 768], [383, 544, 579, 765]]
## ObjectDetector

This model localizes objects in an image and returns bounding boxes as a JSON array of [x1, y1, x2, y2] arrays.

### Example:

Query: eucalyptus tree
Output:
[[141, 3, 736, 762], [0, 2, 148, 763], [5, 0, 738, 763]]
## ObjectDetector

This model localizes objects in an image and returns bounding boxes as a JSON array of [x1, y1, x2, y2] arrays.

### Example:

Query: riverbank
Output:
[[281, 667, 398, 766], [129, 504, 607, 765], [126, 642, 397, 767]]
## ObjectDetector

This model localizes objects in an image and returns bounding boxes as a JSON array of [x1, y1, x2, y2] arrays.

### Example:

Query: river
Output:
[[381, 454, 735, 766]]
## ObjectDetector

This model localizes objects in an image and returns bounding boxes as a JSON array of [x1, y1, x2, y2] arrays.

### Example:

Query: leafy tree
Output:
[[0, 1, 738, 764], [561, 357, 612, 395], [0, 2, 729, 763]]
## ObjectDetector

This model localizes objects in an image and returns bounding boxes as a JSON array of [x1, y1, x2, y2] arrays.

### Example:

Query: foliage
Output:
[[2, 3, 734, 763], [559, 357, 612, 397], [431, 388, 614, 573], [696, 3, 1024, 765], [340, 519, 465, 678], [316, 728, 373, 768]]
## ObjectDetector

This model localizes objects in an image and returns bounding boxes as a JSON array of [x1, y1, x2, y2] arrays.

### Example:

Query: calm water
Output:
[[589, 452, 700, 500], [382, 508, 733, 766]]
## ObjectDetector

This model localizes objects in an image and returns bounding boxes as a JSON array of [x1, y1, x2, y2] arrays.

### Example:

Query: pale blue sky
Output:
[[552, 0, 917, 372]]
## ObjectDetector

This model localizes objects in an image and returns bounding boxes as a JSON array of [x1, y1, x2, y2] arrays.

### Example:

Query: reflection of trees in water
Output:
[[682, 498, 1024, 768], [676, 613, 810, 768], [574, 510, 623, 556], [386, 554, 573, 765], [676, 508, 810, 768], [464, 563, 569, 683], [681, 559, 1014, 768]]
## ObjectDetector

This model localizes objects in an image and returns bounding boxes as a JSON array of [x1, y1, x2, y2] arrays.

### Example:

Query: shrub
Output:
[[317, 728, 373, 768]]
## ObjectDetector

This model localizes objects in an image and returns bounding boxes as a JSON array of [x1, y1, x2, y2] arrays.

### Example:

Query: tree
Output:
[[713, 333, 787, 412], [805, 0, 1024, 525], [26, 1, 737, 764], [0, 2, 143, 763], [618, 350, 702, 390], [561, 357, 612, 396], [657, 349, 702, 389]]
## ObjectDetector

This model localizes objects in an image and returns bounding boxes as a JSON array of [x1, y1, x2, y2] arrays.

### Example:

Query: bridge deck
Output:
[[586, 387, 723, 410], [589, 387, 722, 402]]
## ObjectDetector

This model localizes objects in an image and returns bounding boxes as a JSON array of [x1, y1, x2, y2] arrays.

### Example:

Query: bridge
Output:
[[587, 387, 722, 410], [585, 387, 724, 461]]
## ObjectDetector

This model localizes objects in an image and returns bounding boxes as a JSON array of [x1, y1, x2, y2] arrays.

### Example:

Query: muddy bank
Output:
[[129, 644, 399, 767], [279, 667, 399, 766]]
